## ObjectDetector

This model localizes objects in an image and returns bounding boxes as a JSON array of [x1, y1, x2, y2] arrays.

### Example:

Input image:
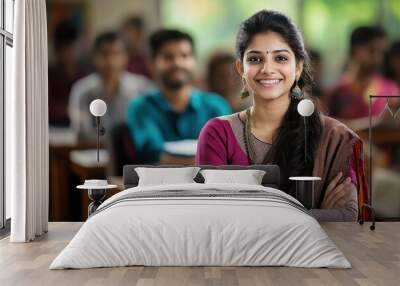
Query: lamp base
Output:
[[289, 176, 321, 209], [87, 189, 106, 216]]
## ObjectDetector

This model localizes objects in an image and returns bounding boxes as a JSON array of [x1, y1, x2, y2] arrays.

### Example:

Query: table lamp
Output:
[[89, 99, 107, 163], [297, 99, 315, 163], [289, 99, 321, 209], [78, 99, 116, 217]]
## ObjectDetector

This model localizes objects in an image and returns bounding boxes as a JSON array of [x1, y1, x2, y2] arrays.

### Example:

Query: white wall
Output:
[[46, 0, 162, 62], [88, 0, 161, 36]]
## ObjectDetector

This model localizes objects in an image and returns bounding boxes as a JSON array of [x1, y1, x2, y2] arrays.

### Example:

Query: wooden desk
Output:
[[49, 129, 103, 221], [1, 222, 399, 286], [49, 142, 97, 221], [357, 128, 400, 145]]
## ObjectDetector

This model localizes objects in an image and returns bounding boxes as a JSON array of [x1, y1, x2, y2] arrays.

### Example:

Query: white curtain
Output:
[[6, 0, 48, 242]]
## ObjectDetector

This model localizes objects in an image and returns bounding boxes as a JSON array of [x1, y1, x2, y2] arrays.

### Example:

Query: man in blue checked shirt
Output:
[[126, 29, 232, 164]]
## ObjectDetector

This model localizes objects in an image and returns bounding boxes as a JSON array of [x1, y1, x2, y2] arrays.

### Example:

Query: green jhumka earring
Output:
[[240, 77, 250, 99], [291, 80, 304, 100]]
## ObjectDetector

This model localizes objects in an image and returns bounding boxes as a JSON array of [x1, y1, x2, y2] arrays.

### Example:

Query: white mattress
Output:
[[50, 183, 351, 269]]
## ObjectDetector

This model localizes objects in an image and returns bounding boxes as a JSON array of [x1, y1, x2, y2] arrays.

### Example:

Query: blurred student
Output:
[[121, 16, 151, 78], [126, 29, 231, 164], [308, 49, 325, 98], [206, 51, 251, 112], [384, 41, 400, 87], [48, 20, 85, 126], [329, 28, 400, 219], [329, 26, 399, 124], [69, 31, 153, 140]]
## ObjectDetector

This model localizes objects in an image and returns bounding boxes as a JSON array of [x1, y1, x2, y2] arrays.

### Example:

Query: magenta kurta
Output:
[[196, 116, 357, 185], [195, 115, 361, 222]]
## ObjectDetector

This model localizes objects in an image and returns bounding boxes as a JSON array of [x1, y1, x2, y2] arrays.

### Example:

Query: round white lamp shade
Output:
[[89, 99, 107, 117], [297, 99, 315, 117]]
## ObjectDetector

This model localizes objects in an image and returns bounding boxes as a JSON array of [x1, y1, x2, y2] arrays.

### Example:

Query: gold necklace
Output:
[[243, 108, 256, 164]]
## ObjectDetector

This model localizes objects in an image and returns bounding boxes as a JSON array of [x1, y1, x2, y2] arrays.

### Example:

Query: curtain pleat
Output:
[[9, 0, 27, 242], [10, 0, 48, 242]]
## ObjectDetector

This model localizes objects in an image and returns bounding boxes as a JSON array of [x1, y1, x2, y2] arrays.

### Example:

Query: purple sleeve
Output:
[[196, 118, 228, 165]]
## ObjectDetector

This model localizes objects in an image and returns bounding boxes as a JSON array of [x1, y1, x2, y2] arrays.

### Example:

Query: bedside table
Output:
[[289, 176, 321, 209], [77, 180, 117, 216]]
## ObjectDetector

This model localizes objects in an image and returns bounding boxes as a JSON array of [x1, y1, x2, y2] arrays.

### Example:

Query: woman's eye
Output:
[[247, 57, 261, 63], [276, 55, 288, 62]]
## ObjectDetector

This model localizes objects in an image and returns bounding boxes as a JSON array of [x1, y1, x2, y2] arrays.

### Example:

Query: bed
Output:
[[50, 165, 350, 269]]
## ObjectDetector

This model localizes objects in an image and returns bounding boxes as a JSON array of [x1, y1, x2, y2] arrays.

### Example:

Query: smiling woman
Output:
[[196, 10, 369, 222]]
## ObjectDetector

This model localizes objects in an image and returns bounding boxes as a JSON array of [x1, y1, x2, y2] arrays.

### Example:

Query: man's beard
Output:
[[160, 68, 192, 90]]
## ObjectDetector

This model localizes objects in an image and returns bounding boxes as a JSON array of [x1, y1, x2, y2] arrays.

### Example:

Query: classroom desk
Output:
[[49, 128, 105, 221], [0, 222, 399, 286], [357, 128, 400, 145]]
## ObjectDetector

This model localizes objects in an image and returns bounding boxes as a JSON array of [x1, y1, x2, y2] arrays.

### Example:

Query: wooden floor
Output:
[[0, 222, 399, 286]]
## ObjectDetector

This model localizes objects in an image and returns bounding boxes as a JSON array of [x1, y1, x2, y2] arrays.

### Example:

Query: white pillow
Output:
[[135, 167, 200, 186], [200, 169, 266, 185]]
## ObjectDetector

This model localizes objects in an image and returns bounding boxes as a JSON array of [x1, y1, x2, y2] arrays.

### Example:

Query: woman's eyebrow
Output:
[[245, 50, 262, 55], [272, 49, 290, 53], [245, 49, 290, 55]]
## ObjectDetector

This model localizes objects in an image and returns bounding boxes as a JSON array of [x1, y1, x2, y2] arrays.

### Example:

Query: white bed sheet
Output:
[[50, 183, 350, 269]]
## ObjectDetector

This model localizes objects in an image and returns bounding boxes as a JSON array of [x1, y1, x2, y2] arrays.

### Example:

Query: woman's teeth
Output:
[[258, 79, 281, 85]]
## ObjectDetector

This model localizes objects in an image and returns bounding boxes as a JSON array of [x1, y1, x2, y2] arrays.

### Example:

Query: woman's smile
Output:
[[256, 78, 283, 87]]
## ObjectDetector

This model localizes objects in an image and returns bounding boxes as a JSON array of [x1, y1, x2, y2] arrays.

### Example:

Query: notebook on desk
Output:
[[70, 149, 109, 168], [163, 139, 198, 157]]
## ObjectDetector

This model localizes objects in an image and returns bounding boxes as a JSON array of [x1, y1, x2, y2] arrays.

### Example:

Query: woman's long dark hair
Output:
[[236, 10, 323, 195]]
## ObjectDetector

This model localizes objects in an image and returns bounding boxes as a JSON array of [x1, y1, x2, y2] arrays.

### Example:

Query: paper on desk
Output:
[[49, 126, 78, 146], [163, 139, 197, 157], [70, 149, 109, 167]]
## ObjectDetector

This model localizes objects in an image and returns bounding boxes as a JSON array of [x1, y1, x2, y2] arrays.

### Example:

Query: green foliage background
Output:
[[162, 0, 400, 85]]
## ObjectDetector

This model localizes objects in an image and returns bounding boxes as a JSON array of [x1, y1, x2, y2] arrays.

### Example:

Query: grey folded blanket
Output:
[[91, 189, 310, 218]]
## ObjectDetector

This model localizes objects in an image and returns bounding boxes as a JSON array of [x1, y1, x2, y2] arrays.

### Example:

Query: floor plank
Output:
[[0, 222, 399, 286]]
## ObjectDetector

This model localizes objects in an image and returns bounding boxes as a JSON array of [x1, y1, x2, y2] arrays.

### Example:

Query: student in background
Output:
[[69, 31, 153, 141], [308, 49, 325, 99], [206, 51, 251, 112], [384, 41, 400, 87], [48, 20, 85, 126], [126, 29, 231, 164], [328, 26, 399, 124], [121, 16, 151, 78], [328, 28, 400, 220]]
